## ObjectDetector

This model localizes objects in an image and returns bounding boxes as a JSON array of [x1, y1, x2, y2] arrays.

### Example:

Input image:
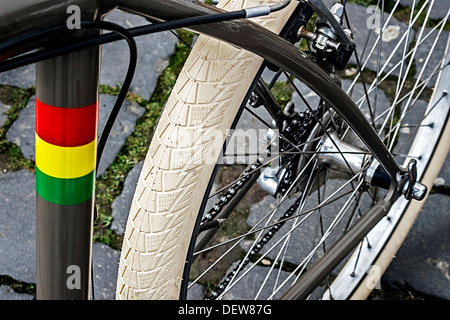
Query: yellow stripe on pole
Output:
[[36, 133, 96, 179]]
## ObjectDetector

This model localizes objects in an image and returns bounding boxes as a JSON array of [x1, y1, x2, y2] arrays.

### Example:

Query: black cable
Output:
[[0, 21, 137, 166], [70, 21, 138, 170], [93, 27, 137, 169], [88, 21, 137, 301], [0, 1, 292, 73], [269, 0, 292, 13], [65, 21, 137, 300], [0, 12, 242, 72]]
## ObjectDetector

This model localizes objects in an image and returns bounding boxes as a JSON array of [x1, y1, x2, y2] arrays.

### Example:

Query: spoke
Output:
[[350, 42, 446, 130], [191, 155, 318, 287], [346, 0, 433, 104], [393, 89, 449, 156], [341, 0, 377, 127], [195, 171, 361, 257], [383, 62, 446, 147], [392, 0, 417, 104], [254, 161, 318, 299], [206, 135, 327, 200], [342, 11, 447, 143], [285, 72, 361, 178], [343, 188, 367, 233], [219, 179, 358, 300], [384, 0, 435, 149], [195, 172, 363, 297], [350, 22, 445, 116], [215, 157, 319, 298], [371, 0, 384, 124], [243, 105, 303, 153], [267, 179, 366, 299], [388, 8, 450, 151], [345, 0, 401, 94]]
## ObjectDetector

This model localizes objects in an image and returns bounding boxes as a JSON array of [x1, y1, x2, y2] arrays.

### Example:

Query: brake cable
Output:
[[0, 0, 292, 72]]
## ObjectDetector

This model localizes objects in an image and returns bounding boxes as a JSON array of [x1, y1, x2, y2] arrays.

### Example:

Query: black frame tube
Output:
[[35, 38, 100, 300]]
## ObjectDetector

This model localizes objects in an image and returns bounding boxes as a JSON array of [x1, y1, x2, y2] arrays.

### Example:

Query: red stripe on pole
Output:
[[36, 98, 98, 147]]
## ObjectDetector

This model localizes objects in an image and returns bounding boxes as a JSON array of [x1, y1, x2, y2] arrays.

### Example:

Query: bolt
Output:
[[344, 28, 353, 39], [330, 3, 345, 24], [297, 25, 317, 42]]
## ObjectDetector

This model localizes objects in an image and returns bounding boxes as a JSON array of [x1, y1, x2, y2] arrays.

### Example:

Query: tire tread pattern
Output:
[[116, 0, 296, 300]]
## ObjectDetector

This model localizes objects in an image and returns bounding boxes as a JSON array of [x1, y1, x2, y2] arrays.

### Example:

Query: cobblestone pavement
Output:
[[0, 2, 449, 300]]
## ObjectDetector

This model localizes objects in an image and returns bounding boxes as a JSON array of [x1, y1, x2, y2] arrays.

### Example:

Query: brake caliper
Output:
[[297, 2, 355, 71]]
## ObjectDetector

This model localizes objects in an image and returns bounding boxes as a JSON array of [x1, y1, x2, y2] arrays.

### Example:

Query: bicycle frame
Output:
[[0, 0, 410, 299]]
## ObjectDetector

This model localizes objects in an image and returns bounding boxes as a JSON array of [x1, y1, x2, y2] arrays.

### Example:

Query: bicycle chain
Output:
[[201, 160, 263, 224], [199, 109, 318, 299], [276, 108, 316, 195], [201, 109, 316, 224], [208, 196, 302, 299]]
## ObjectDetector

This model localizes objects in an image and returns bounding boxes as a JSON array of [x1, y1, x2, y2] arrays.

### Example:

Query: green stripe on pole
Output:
[[36, 167, 95, 205]]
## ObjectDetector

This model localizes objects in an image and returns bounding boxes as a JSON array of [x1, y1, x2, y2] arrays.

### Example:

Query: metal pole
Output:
[[35, 42, 100, 299]]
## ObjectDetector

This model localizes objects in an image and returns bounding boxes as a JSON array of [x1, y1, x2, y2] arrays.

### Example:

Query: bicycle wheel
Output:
[[116, 0, 450, 300]]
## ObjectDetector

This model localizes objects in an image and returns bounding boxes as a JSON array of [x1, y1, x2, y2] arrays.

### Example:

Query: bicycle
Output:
[[0, 0, 448, 300]]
